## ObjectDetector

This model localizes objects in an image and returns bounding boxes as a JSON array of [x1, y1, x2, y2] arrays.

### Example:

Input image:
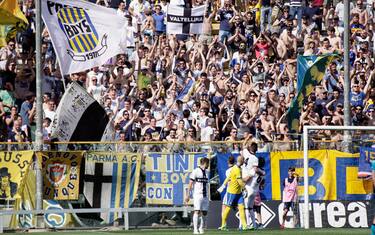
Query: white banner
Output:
[[42, 0, 127, 75], [50, 82, 96, 142], [166, 5, 205, 35]]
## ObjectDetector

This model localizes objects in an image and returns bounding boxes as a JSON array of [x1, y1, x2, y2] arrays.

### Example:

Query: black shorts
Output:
[[254, 205, 261, 214], [283, 202, 295, 211]]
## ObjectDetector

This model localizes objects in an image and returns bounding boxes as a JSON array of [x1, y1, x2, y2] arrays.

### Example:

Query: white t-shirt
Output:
[[243, 167, 263, 195], [44, 109, 56, 122], [200, 126, 214, 141], [190, 167, 209, 198], [242, 148, 258, 169]]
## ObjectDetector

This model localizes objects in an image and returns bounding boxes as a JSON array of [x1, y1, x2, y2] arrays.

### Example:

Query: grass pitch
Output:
[[9, 228, 370, 235]]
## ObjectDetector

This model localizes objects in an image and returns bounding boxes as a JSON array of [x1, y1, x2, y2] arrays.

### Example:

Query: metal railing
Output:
[[0, 207, 194, 233]]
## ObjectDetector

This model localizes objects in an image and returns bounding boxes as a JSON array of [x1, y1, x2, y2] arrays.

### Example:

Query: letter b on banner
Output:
[[280, 159, 325, 200]]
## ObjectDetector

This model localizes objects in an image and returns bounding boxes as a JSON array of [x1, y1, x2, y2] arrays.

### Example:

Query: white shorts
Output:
[[194, 196, 209, 211]]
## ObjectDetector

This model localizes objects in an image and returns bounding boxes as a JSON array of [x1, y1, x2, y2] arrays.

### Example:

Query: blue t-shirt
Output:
[[371, 160, 375, 171], [218, 9, 234, 32], [350, 91, 366, 107], [153, 12, 166, 32]]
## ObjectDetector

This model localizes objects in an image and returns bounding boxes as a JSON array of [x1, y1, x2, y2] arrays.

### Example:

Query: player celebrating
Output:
[[371, 160, 375, 235], [280, 167, 299, 229], [242, 142, 259, 169], [242, 157, 265, 229], [219, 156, 248, 231], [186, 157, 210, 234]]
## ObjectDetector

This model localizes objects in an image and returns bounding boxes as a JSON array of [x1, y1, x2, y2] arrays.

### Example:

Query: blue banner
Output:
[[145, 152, 209, 205], [216, 150, 373, 201]]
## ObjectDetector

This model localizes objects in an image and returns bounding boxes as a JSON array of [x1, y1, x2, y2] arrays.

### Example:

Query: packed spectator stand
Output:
[[1, 0, 374, 146]]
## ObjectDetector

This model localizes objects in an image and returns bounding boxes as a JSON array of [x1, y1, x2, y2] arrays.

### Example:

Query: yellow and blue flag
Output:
[[145, 152, 209, 205], [84, 152, 141, 223], [176, 79, 195, 103], [287, 54, 339, 132], [10, 168, 75, 229]]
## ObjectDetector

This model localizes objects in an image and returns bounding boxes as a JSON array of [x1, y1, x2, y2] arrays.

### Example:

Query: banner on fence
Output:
[[10, 169, 75, 229], [358, 147, 375, 178], [217, 150, 373, 201], [0, 151, 33, 199], [206, 200, 372, 229], [145, 152, 209, 205], [37, 151, 84, 200], [83, 152, 141, 223]]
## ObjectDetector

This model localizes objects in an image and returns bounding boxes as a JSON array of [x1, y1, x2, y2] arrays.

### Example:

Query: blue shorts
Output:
[[223, 192, 244, 207], [371, 160, 375, 171]]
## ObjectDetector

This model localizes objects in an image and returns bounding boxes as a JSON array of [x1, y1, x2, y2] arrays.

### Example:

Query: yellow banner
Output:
[[270, 150, 372, 200], [0, 151, 33, 199], [10, 169, 75, 229], [37, 151, 83, 200]]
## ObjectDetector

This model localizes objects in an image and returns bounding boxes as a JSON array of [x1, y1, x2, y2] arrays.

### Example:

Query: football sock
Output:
[[238, 204, 247, 228], [199, 215, 206, 231], [249, 209, 256, 228], [245, 209, 250, 226], [221, 206, 231, 227], [193, 213, 199, 232]]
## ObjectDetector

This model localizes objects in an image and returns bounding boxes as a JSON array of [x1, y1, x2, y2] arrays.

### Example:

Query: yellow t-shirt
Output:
[[227, 165, 243, 194]]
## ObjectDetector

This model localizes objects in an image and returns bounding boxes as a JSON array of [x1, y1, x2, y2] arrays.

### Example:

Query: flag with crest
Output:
[[41, 0, 127, 75], [286, 54, 339, 132]]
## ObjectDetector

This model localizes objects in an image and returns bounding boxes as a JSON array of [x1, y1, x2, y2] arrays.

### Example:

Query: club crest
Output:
[[46, 162, 67, 186], [56, 6, 107, 61]]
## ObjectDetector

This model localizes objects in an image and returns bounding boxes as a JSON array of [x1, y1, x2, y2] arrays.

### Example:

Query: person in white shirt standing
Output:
[[242, 157, 265, 229], [185, 157, 210, 234]]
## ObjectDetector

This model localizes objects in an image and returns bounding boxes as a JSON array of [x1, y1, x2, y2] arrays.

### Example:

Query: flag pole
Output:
[[343, 0, 351, 150], [35, 0, 44, 215]]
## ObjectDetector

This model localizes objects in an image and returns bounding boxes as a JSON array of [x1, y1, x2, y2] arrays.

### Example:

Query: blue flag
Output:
[[176, 79, 195, 103]]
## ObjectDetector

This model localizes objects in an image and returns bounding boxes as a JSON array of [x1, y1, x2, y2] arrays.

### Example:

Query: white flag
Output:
[[167, 5, 205, 35], [42, 0, 127, 75], [51, 82, 109, 142]]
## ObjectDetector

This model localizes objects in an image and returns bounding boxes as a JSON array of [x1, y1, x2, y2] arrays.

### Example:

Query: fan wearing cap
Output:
[[0, 167, 17, 199]]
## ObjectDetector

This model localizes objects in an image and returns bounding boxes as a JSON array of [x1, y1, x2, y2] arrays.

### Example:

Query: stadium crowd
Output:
[[1, 0, 375, 144]]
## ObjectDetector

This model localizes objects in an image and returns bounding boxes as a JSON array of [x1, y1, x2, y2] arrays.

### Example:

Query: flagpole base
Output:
[[35, 214, 45, 229]]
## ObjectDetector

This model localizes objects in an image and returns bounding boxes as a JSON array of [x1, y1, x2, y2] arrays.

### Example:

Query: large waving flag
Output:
[[83, 152, 141, 223], [51, 82, 109, 143], [287, 54, 339, 132], [0, 0, 28, 45], [0, 0, 28, 27], [41, 0, 127, 75]]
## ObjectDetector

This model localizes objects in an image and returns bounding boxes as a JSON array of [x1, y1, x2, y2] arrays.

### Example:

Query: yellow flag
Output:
[[0, 0, 28, 27], [0, 24, 12, 47], [37, 151, 84, 200]]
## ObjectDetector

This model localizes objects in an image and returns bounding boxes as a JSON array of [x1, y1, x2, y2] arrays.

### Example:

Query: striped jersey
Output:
[[190, 167, 209, 198]]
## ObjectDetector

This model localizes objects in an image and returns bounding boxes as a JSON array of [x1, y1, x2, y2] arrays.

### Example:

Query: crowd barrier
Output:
[[0, 140, 373, 231]]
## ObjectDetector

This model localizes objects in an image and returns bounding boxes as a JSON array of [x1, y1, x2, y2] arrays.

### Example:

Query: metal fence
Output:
[[0, 136, 374, 232]]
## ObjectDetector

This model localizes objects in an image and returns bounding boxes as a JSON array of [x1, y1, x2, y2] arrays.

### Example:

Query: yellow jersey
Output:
[[226, 165, 244, 194]]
